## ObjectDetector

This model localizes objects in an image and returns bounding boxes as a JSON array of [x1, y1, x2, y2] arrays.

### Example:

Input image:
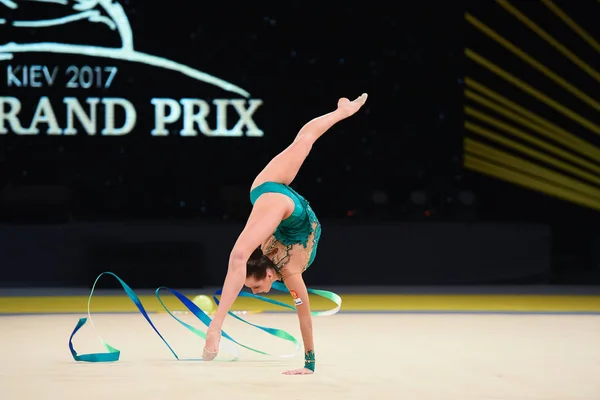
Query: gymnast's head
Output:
[[245, 246, 277, 294]]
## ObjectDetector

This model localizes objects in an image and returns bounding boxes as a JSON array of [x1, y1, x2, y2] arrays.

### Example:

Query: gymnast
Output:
[[203, 93, 368, 375]]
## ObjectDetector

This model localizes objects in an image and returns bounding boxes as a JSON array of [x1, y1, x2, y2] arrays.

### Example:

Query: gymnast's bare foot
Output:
[[337, 93, 368, 118]]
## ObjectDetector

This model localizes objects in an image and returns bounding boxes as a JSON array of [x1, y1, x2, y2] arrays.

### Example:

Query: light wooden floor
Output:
[[1, 312, 599, 400]]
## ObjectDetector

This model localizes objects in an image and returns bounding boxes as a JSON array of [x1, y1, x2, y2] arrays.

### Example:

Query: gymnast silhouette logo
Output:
[[0, 0, 263, 136], [0, 0, 249, 97]]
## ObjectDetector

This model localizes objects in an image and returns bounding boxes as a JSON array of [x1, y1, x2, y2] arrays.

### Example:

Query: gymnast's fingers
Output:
[[203, 347, 218, 361]]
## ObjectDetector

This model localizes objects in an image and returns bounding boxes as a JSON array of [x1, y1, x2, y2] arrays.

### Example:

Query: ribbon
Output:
[[69, 272, 342, 362]]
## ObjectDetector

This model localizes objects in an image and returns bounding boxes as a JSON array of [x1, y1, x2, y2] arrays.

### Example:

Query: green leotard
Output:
[[250, 182, 321, 269]]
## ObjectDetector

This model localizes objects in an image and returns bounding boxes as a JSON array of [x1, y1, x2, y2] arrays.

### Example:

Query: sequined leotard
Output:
[[249, 182, 321, 281]]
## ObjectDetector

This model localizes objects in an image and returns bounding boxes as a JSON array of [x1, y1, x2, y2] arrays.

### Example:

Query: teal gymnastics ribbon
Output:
[[69, 272, 342, 363]]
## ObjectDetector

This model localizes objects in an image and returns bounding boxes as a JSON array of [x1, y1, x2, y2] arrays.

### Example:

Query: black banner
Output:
[[0, 221, 551, 288]]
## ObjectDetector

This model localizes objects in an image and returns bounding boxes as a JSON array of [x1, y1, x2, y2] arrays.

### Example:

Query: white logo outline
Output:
[[0, 0, 251, 98]]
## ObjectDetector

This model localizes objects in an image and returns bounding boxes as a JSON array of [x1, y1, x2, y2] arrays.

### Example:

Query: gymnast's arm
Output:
[[209, 194, 291, 329], [282, 272, 316, 375]]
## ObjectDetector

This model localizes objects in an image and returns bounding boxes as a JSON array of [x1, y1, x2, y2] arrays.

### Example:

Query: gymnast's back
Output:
[[249, 181, 321, 274]]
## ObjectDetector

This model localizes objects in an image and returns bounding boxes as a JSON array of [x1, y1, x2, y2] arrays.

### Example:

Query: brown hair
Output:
[[246, 246, 275, 280]]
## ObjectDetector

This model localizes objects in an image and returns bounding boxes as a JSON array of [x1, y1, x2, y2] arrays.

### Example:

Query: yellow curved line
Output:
[[465, 138, 600, 202], [541, 0, 600, 54], [496, 0, 600, 84], [464, 78, 599, 153], [464, 152, 600, 212], [464, 87, 600, 170], [465, 13, 600, 112], [465, 49, 600, 136], [465, 119, 600, 187]]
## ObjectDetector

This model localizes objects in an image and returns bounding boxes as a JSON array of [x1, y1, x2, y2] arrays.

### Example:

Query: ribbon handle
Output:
[[69, 272, 342, 363]]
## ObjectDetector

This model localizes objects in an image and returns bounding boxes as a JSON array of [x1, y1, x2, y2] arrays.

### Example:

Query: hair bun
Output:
[[250, 246, 263, 260]]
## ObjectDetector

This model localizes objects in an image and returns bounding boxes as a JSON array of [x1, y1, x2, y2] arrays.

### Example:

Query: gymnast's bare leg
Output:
[[251, 94, 368, 189]]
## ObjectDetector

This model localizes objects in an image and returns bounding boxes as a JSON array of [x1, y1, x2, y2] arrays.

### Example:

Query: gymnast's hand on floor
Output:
[[203, 323, 221, 361], [337, 92, 368, 118], [283, 367, 314, 375]]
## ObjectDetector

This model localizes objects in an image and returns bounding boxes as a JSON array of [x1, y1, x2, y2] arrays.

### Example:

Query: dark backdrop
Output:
[[0, 0, 598, 287]]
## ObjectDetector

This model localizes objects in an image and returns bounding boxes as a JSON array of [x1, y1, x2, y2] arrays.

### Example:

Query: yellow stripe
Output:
[[541, 0, 600, 54], [464, 77, 578, 136], [464, 85, 600, 167], [465, 92, 600, 174], [465, 138, 600, 203], [496, 0, 600, 84], [465, 12, 600, 112], [465, 119, 600, 187], [1, 294, 599, 313], [465, 49, 600, 136], [464, 153, 600, 212], [0, 295, 293, 314]]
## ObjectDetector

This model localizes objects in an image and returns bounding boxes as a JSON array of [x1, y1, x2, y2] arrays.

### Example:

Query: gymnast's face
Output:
[[245, 268, 277, 294]]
